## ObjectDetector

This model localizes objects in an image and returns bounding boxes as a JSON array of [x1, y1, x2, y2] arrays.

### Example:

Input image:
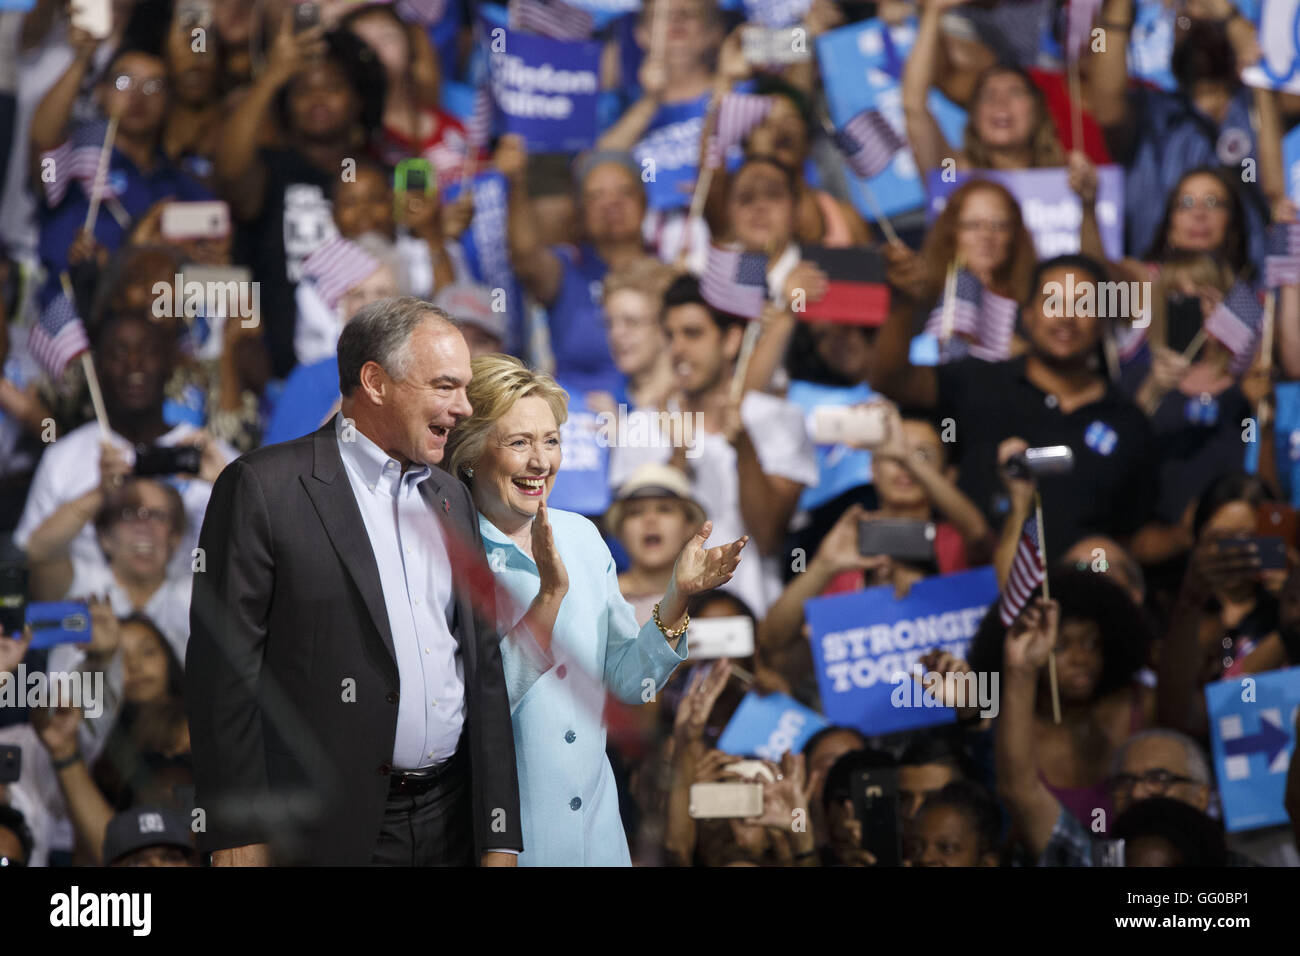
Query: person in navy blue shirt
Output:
[[498, 134, 644, 398], [34, 43, 213, 295]]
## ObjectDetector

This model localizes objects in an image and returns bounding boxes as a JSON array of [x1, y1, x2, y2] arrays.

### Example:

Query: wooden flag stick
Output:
[[1181, 328, 1208, 363], [59, 271, 109, 438], [1259, 290, 1276, 428], [1034, 490, 1061, 725], [677, 88, 724, 269], [815, 111, 902, 246], [730, 318, 763, 402], [84, 112, 119, 234]]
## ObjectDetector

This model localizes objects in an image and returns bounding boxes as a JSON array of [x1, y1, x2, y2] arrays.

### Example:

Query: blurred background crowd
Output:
[[2, 0, 1300, 868]]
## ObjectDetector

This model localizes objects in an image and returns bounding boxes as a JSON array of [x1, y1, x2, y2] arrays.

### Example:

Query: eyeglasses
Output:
[[113, 74, 167, 96], [1107, 768, 1199, 795], [119, 507, 172, 526], [1176, 194, 1225, 211], [956, 219, 1013, 234]]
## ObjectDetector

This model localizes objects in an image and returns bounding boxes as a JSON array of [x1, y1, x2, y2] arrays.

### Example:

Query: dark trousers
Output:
[[370, 750, 474, 866]]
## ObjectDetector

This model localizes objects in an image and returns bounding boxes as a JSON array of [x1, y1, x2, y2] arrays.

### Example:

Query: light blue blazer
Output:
[[479, 508, 688, 866]]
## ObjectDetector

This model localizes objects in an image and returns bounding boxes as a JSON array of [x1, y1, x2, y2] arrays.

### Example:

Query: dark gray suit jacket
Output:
[[185, 418, 522, 864]]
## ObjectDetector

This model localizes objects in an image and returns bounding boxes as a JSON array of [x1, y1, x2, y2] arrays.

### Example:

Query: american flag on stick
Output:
[[706, 93, 773, 168], [999, 512, 1045, 627], [924, 268, 1017, 362], [300, 237, 382, 312], [507, 0, 594, 40], [831, 109, 906, 180], [41, 119, 118, 207], [743, 0, 812, 27], [1264, 222, 1300, 289], [30, 292, 91, 381], [701, 245, 769, 320], [1205, 280, 1265, 374]]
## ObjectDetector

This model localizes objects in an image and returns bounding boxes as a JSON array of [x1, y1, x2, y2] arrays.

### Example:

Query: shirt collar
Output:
[[335, 414, 430, 494]]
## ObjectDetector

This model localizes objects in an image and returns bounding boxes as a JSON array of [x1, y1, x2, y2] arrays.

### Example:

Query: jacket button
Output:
[[386, 691, 399, 704], [569, 797, 582, 811], [556, 665, 567, 679], [377, 764, 390, 775], [564, 730, 576, 743]]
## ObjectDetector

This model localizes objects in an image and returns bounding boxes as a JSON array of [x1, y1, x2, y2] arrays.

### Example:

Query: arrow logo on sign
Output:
[[1224, 714, 1291, 764]]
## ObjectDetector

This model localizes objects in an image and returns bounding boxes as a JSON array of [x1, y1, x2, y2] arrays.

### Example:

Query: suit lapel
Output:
[[302, 420, 398, 667]]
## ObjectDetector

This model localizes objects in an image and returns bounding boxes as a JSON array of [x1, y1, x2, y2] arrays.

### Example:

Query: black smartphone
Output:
[[1166, 295, 1203, 354], [134, 444, 201, 477], [858, 519, 936, 564], [1217, 535, 1287, 571], [0, 745, 18, 785], [0, 562, 27, 636], [1004, 445, 1075, 481], [851, 767, 901, 867]]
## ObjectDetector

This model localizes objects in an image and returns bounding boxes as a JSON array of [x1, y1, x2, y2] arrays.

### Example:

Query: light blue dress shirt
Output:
[[479, 507, 688, 866], [336, 417, 465, 769]]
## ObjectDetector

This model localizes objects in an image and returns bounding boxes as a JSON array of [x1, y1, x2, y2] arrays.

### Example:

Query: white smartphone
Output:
[[688, 782, 764, 819], [161, 201, 231, 241], [810, 403, 888, 448], [688, 616, 755, 660], [70, 0, 113, 39]]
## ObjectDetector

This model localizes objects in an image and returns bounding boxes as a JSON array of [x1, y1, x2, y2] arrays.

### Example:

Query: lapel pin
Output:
[[442, 497, 450, 513]]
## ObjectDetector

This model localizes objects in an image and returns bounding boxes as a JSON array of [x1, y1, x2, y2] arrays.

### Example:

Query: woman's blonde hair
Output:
[[443, 354, 570, 482], [1149, 251, 1236, 356]]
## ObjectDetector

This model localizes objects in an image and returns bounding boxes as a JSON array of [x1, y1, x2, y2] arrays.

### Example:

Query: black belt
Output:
[[385, 747, 465, 796]]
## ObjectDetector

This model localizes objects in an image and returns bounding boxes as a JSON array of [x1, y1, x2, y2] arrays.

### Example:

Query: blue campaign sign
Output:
[[1242, 0, 1300, 92], [547, 384, 612, 516], [925, 166, 1126, 261], [1128, 0, 1178, 92], [816, 17, 967, 220], [786, 379, 877, 512], [1205, 666, 1300, 833], [444, 170, 526, 354], [480, 15, 602, 153], [717, 691, 830, 759], [631, 94, 712, 211], [564, 0, 641, 28], [806, 567, 998, 736]]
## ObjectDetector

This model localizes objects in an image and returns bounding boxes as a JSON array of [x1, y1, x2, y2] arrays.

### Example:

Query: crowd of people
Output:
[[1, 0, 1300, 868]]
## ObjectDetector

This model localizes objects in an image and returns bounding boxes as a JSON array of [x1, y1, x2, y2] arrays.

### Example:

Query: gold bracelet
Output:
[[652, 601, 690, 639]]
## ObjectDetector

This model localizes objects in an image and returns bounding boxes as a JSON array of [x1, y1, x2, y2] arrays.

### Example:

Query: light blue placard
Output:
[[547, 384, 612, 516], [787, 380, 877, 512], [1204, 666, 1300, 832], [717, 690, 830, 759], [805, 566, 998, 737], [817, 17, 968, 220]]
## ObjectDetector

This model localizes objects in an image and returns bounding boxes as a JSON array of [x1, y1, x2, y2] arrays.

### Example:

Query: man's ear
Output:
[[722, 323, 745, 364], [357, 360, 390, 405]]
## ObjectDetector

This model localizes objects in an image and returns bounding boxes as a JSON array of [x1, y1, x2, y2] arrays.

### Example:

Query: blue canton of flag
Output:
[[29, 293, 90, 380], [701, 245, 769, 319], [832, 109, 906, 181], [1084, 420, 1118, 456]]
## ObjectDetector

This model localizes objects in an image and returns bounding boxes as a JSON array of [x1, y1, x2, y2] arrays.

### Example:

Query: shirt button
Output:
[[1222, 657, 1234, 670], [425, 648, 430, 655], [556, 665, 567, 679], [564, 730, 576, 743], [1044, 394, 1059, 409], [414, 598, 420, 605], [431, 699, 438, 708], [1221, 637, 1233, 649], [569, 797, 582, 811], [427, 752, 434, 759], [386, 691, 399, 704], [368, 484, 375, 492]]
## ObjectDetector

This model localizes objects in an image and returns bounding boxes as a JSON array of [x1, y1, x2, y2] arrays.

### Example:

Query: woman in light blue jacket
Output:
[[445, 355, 747, 866]]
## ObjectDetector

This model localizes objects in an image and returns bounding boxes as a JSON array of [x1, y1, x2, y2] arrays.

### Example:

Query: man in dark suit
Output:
[[186, 297, 522, 865]]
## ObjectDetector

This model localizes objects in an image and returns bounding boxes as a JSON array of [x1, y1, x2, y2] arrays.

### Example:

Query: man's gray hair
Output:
[[1110, 729, 1211, 786], [338, 297, 454, 396]]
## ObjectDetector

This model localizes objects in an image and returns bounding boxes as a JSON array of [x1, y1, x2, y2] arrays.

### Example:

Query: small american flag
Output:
[[832, 109, 905, 181], [999, 513, 1045, 627], [508, 0, 594, 40], [1264, 223, 1300, 289], [394, 0, 449, 25], [743, 0, 812, 27], [465, 85, 493, 155], [30, 293, 91, 380], [1065, 0, 1104, 60], [925, 270, 1018, 363], [701, 245, 769, 320], [301, 237, 382, 311], [41, 119, 116, 207], [1205, 280, 1265, 374], [706, 93, 773, 168]]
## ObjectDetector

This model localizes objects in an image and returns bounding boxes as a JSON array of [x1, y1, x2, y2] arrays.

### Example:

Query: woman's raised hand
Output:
[[532, 500, 569, 600], [671, 521, 748, 597]]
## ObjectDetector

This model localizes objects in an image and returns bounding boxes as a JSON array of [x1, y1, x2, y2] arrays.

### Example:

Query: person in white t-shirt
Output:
[[14, 313, 232, 586], [608, 273, 817, 613]]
